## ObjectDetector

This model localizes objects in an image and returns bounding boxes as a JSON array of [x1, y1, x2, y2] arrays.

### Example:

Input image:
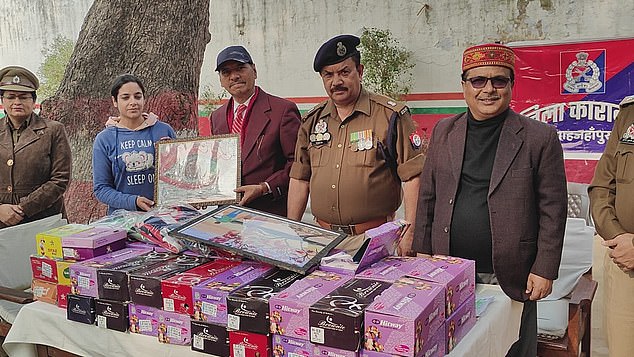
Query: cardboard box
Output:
[[192, 261, 274, 325], [32, 278, 57, 305], [229, 330, 271, 357], [69, 246, 153, 297], [30, 256, 74, 285], [162, 259, 240, 315], [269, 270, 351, 339], [191, 320, 229, 356], [95, 299, 129, 332], [356, 256, 427, 283], [128, 303, 160, 336], [57, 284, 71, 309], [63, 240, 127, 261], [128, 255, 209, 308], [407, 255, 475, 316], [97, 251, 177, 301], [67, 294, 96, 324], [445, 293, 475, 353], [226, 269, 303, 334], [36, 224, 90, 259], [364, 277, 445, 357], [320, 220, 407, 275], [272, 335, 314, 357], [309, 278, 392, 351], [313, 344, 358, 357], [157, 309, 192, 345], [359, 326, 445, 357]]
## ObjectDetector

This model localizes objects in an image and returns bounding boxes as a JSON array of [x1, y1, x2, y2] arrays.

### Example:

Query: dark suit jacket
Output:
[[412, 110, 567, 301], [211, 88, 300, 216]]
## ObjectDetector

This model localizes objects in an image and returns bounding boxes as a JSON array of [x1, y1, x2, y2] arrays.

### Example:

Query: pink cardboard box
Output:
[[364, 277, 445, 357], [191, 261, 274, 325], [157, 309, 191, 345], [161, 259, 240, 315], [272, 334, 313, 357], [310, 278, 392, 351], [229, 330, 271, 357], [128, 303, 160, 337], [69, 246, 153, 297], [360, 325, 445, 357], [62, 227, 127, 261], [36, 224, 90, 259], [269, 270, 351, 339], [313, 344, 358, 357], [407, 255, 475, 317], [445, 293, 475, 353], [356, 256, 426, 283]]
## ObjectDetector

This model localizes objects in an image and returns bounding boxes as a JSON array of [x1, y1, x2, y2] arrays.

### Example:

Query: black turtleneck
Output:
[[450, 109, 508, 274]]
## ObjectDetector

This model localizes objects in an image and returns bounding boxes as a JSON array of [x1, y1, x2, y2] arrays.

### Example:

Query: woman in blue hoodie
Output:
[[93, 74, 176, 214]]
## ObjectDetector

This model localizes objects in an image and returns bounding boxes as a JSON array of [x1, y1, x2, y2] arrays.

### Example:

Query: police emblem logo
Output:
[[562, 51, 604, 94], [12, 75, 20, 84], [620, 124, 634, 144], [410, 133, 422, 149], [336, 41, 347, 57], [314, 119, 328, 134]]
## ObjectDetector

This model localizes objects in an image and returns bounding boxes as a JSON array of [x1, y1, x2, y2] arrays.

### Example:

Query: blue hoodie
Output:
[[92, 113, 176, 214]]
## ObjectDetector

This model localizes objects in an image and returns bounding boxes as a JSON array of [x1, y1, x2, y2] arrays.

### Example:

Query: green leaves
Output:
[[38, 36, 75, 100], [360, 27, 414, 101]]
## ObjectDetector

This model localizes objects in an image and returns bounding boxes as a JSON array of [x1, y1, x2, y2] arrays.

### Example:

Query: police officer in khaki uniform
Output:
[[0, 66, 71, 228], [287, 35, 424, 255], [589, 95, 634, 357]]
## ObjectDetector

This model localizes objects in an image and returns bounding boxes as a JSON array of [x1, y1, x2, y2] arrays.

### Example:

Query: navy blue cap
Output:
[[215, 46, 253, 71], [313, 34, 360, 72]]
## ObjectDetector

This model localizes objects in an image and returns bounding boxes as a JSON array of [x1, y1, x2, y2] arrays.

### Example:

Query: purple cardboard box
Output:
[[128, 303, 160, 337], [445, 293, 475, 353], [407, 255, 475, 317], [128, 255, 209, 308], [62, 227, 127, 261], [313, 344, 359, 357], [356, 256, 426, 283], [191, 261, 274, 325], [269, 270, 351, 340], [364, 277, 445, 357], [359, 325, 445, 357], [191, 320, 229, 356], [272, 335, 313, 357], [97, 251, 177, 301], [226, 269, 303, 334], [157, 309, 192, 345], [69, 247, 153, 297], [309, 278, 392, 351], [320, 220, 408, 276], [95, 299, 129, 332]]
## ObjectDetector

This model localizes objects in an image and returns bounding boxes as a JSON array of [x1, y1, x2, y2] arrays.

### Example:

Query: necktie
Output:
[[231, 104, 247, 134]]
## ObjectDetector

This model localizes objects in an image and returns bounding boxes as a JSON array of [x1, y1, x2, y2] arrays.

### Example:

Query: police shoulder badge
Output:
[[620, 123, 634, 145], [409, 130, 423, 150]]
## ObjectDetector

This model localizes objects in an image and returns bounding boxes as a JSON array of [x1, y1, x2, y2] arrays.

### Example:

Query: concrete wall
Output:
[[2, 0, 634, 102]]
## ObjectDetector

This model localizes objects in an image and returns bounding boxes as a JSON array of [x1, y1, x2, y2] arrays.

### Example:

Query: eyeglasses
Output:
[[1, 94, 33, 102], [464, 76, 511, 89]]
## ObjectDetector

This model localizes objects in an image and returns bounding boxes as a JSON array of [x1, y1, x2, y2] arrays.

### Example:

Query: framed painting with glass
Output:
[[154, 135, 241, 207], [170, 205, 346, 274]]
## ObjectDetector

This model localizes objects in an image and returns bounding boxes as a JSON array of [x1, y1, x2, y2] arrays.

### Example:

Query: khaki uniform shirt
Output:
[[589, 100, 634, 239], [290, 88, 424, 225]]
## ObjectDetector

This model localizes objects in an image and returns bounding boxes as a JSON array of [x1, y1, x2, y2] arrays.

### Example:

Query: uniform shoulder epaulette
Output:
[[301, 100, 328, 122], [369, 92, 409, 116], [619, 95, 634, 108]]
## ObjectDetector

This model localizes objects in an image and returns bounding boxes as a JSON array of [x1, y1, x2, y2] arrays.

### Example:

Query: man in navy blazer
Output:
[[411, 44, 567, 356], [211, 45, 300, 216]]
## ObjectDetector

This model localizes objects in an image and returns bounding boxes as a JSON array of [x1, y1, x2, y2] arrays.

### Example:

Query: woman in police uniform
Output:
[[0, 66, 71, 228]]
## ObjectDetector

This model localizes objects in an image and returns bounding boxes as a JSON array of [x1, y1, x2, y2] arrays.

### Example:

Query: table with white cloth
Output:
[[3, 284, 521, 357]]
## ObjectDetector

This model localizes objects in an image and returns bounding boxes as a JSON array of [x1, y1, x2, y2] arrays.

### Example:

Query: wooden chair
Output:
[[537, 183, 598, 357]]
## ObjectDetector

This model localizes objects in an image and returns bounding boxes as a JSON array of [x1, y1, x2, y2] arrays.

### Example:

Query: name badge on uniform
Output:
[[620, 124, 634, 145], [350, 129, 373, 151], [309, 118, 331, 145]]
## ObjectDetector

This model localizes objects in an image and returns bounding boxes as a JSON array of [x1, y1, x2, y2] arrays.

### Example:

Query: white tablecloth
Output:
[[3, 284, 521, 357]]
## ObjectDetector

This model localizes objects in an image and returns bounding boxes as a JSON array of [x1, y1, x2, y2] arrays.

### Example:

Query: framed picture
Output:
[[170, 205, 346, 274], [154, 135, 241, 207]]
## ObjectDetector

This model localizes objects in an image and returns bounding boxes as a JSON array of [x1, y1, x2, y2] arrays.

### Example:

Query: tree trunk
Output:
[[41, 0, 210, 223]]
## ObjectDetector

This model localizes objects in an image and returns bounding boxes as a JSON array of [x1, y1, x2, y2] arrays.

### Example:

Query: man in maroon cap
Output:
[[411, 44, 567, 356]]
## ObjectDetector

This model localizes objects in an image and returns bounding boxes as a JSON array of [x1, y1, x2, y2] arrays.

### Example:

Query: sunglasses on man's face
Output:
[[464, 76, 511, 89]]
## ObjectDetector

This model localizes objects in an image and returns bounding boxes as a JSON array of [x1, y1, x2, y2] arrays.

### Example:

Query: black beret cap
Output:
[[313, 34, 360, 72], [215, 45, 253, 71]]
